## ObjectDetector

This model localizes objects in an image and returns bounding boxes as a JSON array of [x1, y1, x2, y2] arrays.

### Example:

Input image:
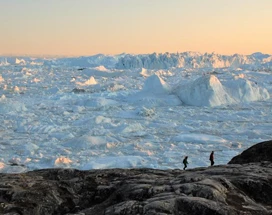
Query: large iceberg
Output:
[[175, 75, 270, 107]]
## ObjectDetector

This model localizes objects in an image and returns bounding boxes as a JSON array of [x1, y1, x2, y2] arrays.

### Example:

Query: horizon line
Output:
[[0, 51, 270, 58]]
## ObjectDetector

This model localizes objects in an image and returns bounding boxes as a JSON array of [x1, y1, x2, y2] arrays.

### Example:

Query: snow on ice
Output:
[[0, 52, 271, 173]]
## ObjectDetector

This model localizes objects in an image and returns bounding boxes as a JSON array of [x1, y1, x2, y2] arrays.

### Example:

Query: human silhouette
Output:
[[183, 156, 188, 170], [209, 151, 214, 166]]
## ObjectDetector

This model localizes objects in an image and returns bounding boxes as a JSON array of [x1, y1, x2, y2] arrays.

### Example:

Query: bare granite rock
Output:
[[0, 141, 272, 215], [228, 140, 272, 164]]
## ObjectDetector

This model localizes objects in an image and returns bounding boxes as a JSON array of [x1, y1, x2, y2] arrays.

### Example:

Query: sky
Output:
[[0, 0, 272, 56]]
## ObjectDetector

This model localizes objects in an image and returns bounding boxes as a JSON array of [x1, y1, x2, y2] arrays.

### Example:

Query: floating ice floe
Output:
[[128, 74, 181, 107], [76, 76, 97, 86], [171, 133, 228, 144], [0, 99, 27, 113], [82, 156, 149, 169], [54, 156, 73, 167]]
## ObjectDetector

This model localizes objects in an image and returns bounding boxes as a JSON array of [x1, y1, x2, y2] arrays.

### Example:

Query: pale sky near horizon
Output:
[[0, 0, 272, 56]]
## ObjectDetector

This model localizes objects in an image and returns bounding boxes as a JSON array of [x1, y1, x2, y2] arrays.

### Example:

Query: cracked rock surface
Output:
[[0, 141, 272, 215]]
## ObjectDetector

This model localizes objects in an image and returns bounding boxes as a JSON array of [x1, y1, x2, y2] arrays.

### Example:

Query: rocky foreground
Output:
[[0, 140, 271, 215]]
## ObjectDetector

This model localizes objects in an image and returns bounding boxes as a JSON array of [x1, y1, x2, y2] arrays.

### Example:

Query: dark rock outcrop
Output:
[[72, 88, 86, 93], [0, 141, 272, 215], [229, 140, 272, 164]]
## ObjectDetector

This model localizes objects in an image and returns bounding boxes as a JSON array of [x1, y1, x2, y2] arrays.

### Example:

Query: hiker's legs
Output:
[[211, 160, 214, 166]]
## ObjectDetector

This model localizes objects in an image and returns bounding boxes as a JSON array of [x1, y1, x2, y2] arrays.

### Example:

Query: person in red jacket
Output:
[[209, 151, 214, 166]]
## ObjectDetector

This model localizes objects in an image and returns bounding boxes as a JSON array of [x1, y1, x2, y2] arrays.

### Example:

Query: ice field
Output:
[[0, 52, 271, 173]]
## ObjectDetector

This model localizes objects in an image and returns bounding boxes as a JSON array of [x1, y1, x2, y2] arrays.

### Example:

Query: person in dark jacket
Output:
[[209, 151, 214, 166], [183, 156, 188, 170]]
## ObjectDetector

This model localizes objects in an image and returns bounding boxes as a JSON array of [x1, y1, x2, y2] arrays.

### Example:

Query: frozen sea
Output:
[[0, 52, 271, 173]]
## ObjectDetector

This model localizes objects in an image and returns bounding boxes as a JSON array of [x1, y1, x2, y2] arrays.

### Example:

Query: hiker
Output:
[[209, 151, 214, 166], [183, 156, 188, 170]]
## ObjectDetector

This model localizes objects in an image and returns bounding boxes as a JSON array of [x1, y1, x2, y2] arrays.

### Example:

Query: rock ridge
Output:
[[0, 140, 271, 215]]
